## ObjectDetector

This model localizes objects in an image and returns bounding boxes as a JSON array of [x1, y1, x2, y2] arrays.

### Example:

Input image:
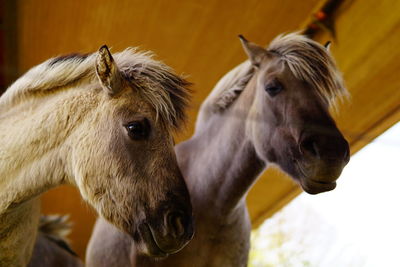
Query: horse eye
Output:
[[265, 83, 283, 97], [125, 119, 150, 140]]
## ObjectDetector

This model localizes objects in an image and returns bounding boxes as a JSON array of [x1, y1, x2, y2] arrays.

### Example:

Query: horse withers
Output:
[[0, 45, 193, 266]]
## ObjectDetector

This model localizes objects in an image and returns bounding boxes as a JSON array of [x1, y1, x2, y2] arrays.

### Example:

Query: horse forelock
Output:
[[2, 48, 191, 131], [267, 33, 348, 109], [115, 49, 191, 131], [211, 33, 347, 113]]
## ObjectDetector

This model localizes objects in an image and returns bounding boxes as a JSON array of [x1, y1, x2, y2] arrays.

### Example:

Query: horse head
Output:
[[65, 46, 194, 256], [237, 34, 349, 194]]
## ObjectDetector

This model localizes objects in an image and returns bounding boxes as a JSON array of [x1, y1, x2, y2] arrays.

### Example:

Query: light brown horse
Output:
[[86, 33, 350, 266], [0, 45, 194, 266]]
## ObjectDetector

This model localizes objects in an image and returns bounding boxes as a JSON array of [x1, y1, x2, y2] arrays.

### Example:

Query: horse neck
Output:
[[2, 98, 59, 209], [176, 78, 266, 216], [0, 87, 94, 264]]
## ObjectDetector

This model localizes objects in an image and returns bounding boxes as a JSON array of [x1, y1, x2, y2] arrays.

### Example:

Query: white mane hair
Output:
[[1, 48, 191, 130], [210, 32, 348, 111], [268, 33, 348, 108]]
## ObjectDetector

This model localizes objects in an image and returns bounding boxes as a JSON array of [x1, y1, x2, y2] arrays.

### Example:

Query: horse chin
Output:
[[295, 162, 340, 194], [136, 223, 169, 258], [299, 178, 337, 195]]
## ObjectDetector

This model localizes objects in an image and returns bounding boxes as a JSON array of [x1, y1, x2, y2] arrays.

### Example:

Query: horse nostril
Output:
[[167, 212, 186, 238], [301, 133, 350, 162], [300, 136, 320, 158]]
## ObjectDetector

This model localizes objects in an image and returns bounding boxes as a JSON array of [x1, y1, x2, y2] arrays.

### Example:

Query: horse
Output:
[[86, 33, 350, 267], [28, 215, 83, 267], [0, 45, 194, 266]]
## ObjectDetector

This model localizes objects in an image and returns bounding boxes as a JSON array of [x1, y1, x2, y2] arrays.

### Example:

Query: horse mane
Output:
[[38, 215, 78, 256], [2, 48, 191, 130], [213, 33, 347, 111], [211, 61, 254, 111], [268, 33, 348, 108]]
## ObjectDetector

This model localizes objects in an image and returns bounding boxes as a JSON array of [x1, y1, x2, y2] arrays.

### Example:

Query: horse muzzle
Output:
[[137, 211, 194, 257], [297, 131, 350, 194]]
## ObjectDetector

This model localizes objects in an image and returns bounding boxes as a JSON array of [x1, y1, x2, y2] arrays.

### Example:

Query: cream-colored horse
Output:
[[87, 33, 350, 267], [0, 45, 194, 266]]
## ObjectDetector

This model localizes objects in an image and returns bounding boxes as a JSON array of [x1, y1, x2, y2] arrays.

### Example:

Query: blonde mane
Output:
[[212, 33, 347, 111], [268, 33, 347, 108], [1, 48, 190, 130]]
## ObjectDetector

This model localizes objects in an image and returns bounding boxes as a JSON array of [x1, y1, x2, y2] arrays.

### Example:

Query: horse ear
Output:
[[238, 35, 266, 67], [96, 45, 123, 96], [324, 41, 332, 52]]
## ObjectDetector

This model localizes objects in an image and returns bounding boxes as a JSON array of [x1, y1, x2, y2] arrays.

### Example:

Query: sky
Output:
[[250, 122, 400, 267]]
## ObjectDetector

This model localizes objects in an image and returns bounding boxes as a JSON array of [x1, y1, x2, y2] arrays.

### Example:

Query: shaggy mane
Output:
[[268, 33, 347, 108], [2, 48, 191, 130], [214, 33, 347, 111]]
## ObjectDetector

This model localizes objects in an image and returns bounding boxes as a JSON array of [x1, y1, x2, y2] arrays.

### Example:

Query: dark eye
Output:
[[265, 82, 283, 97], [125, 119, 150, 140]]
